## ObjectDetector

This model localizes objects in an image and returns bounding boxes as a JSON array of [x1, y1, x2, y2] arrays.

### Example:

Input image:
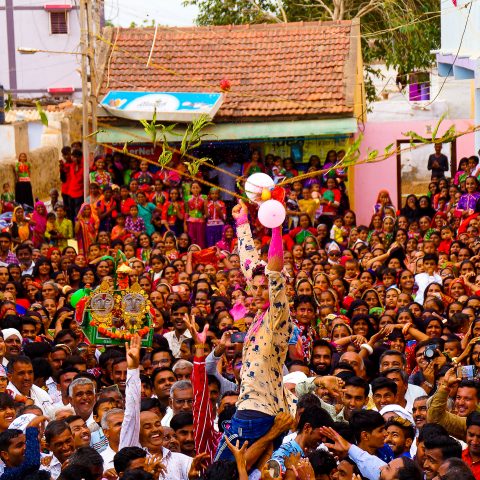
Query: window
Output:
[[50, 11, 68, 34]]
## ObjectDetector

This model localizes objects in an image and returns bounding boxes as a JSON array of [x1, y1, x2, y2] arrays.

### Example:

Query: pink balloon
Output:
[[258, 200, 286, 228]]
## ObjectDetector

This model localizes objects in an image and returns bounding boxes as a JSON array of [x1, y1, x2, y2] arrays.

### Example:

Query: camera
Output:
[[424, 343, 439, 361]]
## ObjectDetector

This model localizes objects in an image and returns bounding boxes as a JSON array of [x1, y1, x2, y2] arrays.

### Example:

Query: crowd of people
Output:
[[0, 145, 479, 480]]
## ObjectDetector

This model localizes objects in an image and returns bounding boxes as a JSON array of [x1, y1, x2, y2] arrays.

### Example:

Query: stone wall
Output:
[[0, 146, 61, 202]]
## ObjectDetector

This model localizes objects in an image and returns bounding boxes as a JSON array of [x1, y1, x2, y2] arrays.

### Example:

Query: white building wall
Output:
[[0, 0, 83, 98]]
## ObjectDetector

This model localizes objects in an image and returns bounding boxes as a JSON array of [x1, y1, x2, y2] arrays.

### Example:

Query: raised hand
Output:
[[225, 438, 248, 477], [126, 334, 141, 370], [184, 313, 209, 344], [27, 415, 47, 429], [144, 454, 166, 478], [232, 199, 248, 220], [187, 452, 210, 479], [318, 426, 351, 459]]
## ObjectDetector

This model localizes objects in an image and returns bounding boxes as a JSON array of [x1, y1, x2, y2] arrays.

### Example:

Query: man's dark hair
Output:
[[297, 393, 321, 411], [111, 356, 127, 369], [397, 457, 423, 480], [307, 450, 337, 476], [467, 411, 480, 429], [151, 366, 175, 383], [218, 404, 236, 433], [418, 423, 448, 443], [219, 390, 239, 402], [171, 412, 193, 431], [207, 374, 221, 391], [0, 393, 15, 410], [0, 429, 22, 453], [98, 348, 124, 369], [423, 253, 439, 264], [379, 349, 406, 367], [311, 339, 334, 356], [458, 380, 480, 400], [55, 367, 80, 384], [69, 446, 103, 469], [202, 460, 238, 480], [171, 302, 190, 314], [32, 358, 53, 380], [371, 377, 397, 396], [16, 243, 33, 255], [293, 295, 316, 310], [344, 376, 370, 398], [349, 410, 385, 444], [23, 340, 53, 360], [58, 465, 95, 480], [424, 435, 462, 460], [297, 405, 334, 433], [119, 470, 154, 480], [140, 374, 152, 389], [383, 367, 409, 384], [437, 458, 475, 480], [45, 420, 71, 444], [0, 232, 12, 242], [64, 415, 83, 426], [114, 447, 147, 475], [25, 472, 54, 480], [7, 355, 32, 373], [63, 355, 87, 369], [150, 347, 174, 365], [140, 397, 167, 414]]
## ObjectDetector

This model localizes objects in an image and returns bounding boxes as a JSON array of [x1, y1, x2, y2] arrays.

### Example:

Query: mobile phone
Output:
[[230, 332, 247, 343], [457, 365, 476, 380]]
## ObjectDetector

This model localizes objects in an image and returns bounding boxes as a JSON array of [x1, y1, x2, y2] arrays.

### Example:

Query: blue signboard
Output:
[[101, 91, 224, 122]]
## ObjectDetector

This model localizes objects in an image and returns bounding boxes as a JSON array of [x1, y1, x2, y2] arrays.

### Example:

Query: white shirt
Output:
[[405, 384, 427, 412], [161, 407, 173, 427], [120, 368, 193, 478], [46, 377, 61, 404], [40, 455, 62, 480], [163, 330, 192, 358], [414, 272, 442, 305], [7, 382, 53, 416], [101, 446, 116, 471]]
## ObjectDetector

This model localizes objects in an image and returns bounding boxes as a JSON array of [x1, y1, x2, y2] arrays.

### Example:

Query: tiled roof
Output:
[[99, 21, 359, 122]]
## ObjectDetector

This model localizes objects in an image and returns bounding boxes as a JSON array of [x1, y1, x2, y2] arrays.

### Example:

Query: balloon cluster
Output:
[[244, 173, 286, 228]]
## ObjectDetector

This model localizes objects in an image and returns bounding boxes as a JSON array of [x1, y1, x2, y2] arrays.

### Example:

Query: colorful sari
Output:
[[75, 203, 99, 255], [31, 201, 47, 248]]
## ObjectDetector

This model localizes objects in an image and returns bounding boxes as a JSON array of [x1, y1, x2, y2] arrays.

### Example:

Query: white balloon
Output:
[[244, 173, 274, 201], [258, 200, 286, 228]]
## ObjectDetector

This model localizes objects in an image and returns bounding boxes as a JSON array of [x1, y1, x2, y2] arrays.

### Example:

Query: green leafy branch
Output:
[[402, 113, 457, 147], [180, 114, 214, 157], [35, 101, 48, 127]]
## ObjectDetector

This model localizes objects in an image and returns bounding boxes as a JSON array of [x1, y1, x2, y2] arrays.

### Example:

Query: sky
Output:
[[104, 0, 199, 27]]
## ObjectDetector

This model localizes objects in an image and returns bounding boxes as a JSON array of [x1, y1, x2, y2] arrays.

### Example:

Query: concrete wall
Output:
[[0, 0, 81, 97], [0, 122, 29, 159], [0, 146, 61, 201], [353, 118, 475, 225], [440, 0, 480, 54]]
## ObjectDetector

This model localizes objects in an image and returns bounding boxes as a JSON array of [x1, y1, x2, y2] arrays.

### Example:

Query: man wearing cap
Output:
[[7, 356, 53, 415], [2, 329, 22, 363]]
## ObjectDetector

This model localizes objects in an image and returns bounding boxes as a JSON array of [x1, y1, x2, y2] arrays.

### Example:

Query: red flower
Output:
[[220, 78, 231, 91]]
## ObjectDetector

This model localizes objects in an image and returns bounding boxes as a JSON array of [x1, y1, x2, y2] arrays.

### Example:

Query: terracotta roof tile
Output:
[[99, 21, 358, 121]]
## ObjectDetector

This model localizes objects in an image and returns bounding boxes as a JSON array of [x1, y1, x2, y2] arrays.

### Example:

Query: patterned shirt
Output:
[[0, 251, 19, 267], [125, 216, 146, 234], [236, 222, 295, 417]]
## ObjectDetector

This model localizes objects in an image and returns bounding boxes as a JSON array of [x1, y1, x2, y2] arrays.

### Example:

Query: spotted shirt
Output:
[[236, 222, 296, 417]]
